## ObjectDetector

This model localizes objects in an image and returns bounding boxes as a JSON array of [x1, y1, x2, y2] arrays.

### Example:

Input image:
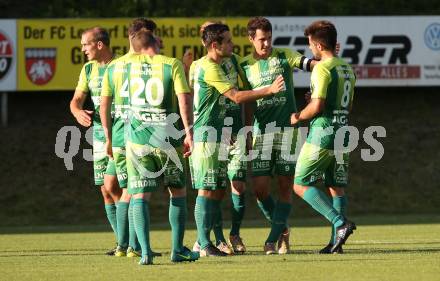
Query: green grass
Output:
[[1, 215, 439, 281]]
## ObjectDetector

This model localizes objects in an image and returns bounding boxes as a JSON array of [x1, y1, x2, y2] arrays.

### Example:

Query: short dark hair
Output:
[[304, 20, 337, 51], [83, 27, 110, 46], [131, 29, 157, 52], [247, 17, 272, 38], [201, 23, 230, 48], [128, 18, 157, 36]]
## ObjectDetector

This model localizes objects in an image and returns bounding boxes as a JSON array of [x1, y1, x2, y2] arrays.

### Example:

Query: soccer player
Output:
[[100, 18, 158, 258], [239, 17, 315, 255], [69, 27, 122, 255], [187, 21, 247, 255], [290, 20, 356, 254], [190, 23, 285, 257], [117, 29, 198, 265]]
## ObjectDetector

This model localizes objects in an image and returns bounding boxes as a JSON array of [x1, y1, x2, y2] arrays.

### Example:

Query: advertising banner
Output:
[[0, 20, 17, 91], [10, 16, 440, 90], [268, 16, 440, 87], [16, 18, 250, 91]]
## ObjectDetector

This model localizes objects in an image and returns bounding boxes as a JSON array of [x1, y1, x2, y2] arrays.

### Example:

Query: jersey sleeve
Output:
[[100, 65, 114, 97], [188, 61, 196, 89], [284, 48, 312, 72], [310, 64, 331, 99], [172, 59, 191, 95], [237, 59, 251, 90], [204, 63, 234, 94], [75, 64, 89, 93], [285, 49, 304, 69]]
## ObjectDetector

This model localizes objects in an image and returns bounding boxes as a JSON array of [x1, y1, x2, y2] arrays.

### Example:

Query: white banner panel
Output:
[[268, 16, 440, 87], [0, 20, 17, 91]]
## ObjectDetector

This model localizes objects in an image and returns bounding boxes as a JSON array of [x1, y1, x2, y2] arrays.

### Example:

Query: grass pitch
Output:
[[1, 215, 439, 281]]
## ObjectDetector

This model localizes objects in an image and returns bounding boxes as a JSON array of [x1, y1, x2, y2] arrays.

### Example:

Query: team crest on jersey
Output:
[[25, 48, 56, 85], [268, 57, 281, 68]]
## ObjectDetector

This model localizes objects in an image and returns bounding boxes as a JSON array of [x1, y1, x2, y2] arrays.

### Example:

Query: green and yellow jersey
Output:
[[190, 56, 235, 143], [125, 54, 190, 148], [101, 53, 137, 148], [76, 60, 114, 142], [307, 57, 356, 150], [239, 48, 310, 132], [190, 53, 243, 136]]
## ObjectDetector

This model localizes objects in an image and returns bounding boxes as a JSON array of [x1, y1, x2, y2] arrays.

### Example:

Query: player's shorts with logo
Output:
[[93, 140, 116, 186], [294, 142, 349, 187], [112, 146, 128, 188], [126, 141, 185, 195], [227, 134, 247, 182], [251, 128, 300, 177], [190, 142, 228, 190]]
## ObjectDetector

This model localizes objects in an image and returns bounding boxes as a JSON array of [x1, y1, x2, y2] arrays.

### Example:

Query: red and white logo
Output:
[[25, 48, 56, 85], [0, 30, 13, 81]]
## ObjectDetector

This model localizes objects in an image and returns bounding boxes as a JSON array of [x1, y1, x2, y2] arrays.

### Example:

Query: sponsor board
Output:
[[9, 16, 440, 90], [268, 16, 440, 87], [17, 18, 250, 90], [0, 20, 17, 91]]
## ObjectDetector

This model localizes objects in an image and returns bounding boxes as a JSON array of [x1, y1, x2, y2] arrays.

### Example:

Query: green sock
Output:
[[212, 199, 226, 244], [333, 195, 347, 216], [303, 187, 344, 228], [194, 196, 213, 249], [132, 198, 151, 258], [257, 195, 275, 223], [104, 203, 118, 241], [116, 202, 129, 248], [169, 197, 187, 253], [331, 195, 347, 244], [266, 201, 292, 243], [230, 193, 245, 236], [128, 199, 140, 251]]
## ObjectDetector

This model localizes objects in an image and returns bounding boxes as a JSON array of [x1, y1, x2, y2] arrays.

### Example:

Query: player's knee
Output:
[[329, 187, 345, 197], [104, 175, 119, 192], [100, 186, 113, 202], [278, 187, 292, 202], [169, 187, 186, 198], [120, 189, 131, 202], [293, 184, 307, 197], [231, 181, 246, 194], [253, 187, 270, 200]]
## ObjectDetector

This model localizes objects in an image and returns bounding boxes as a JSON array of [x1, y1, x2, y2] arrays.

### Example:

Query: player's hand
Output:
[[182, 49, 194, 71], [290, 112, 300, 125], [269, 75, 285, 94], [105, 140, 113, 159], [305, 91, 311, 104], [74, 110, 93, 127], [183, 134, 193, 158]]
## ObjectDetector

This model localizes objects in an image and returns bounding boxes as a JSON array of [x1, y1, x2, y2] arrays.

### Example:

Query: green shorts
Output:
[[227, 135, 247, 182], [113, 146, 128, 188], [126, 141, 185, 195], [93, 140, 116, 186], [294, 142, 349, 188], [251, 128, 300, 177], [189, 142, 228, 190]]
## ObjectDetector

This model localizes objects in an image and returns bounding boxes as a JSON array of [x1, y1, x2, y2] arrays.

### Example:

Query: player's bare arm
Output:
[[70, 90, 93, 127], [223, 75, 285, 104], [99, 95, 113, 158], [290, 98, 325, 125], [177, 92, 194, 158]]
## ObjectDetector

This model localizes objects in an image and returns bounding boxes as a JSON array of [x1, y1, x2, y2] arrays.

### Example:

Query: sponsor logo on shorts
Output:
[[25, 48, 56, 85]]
